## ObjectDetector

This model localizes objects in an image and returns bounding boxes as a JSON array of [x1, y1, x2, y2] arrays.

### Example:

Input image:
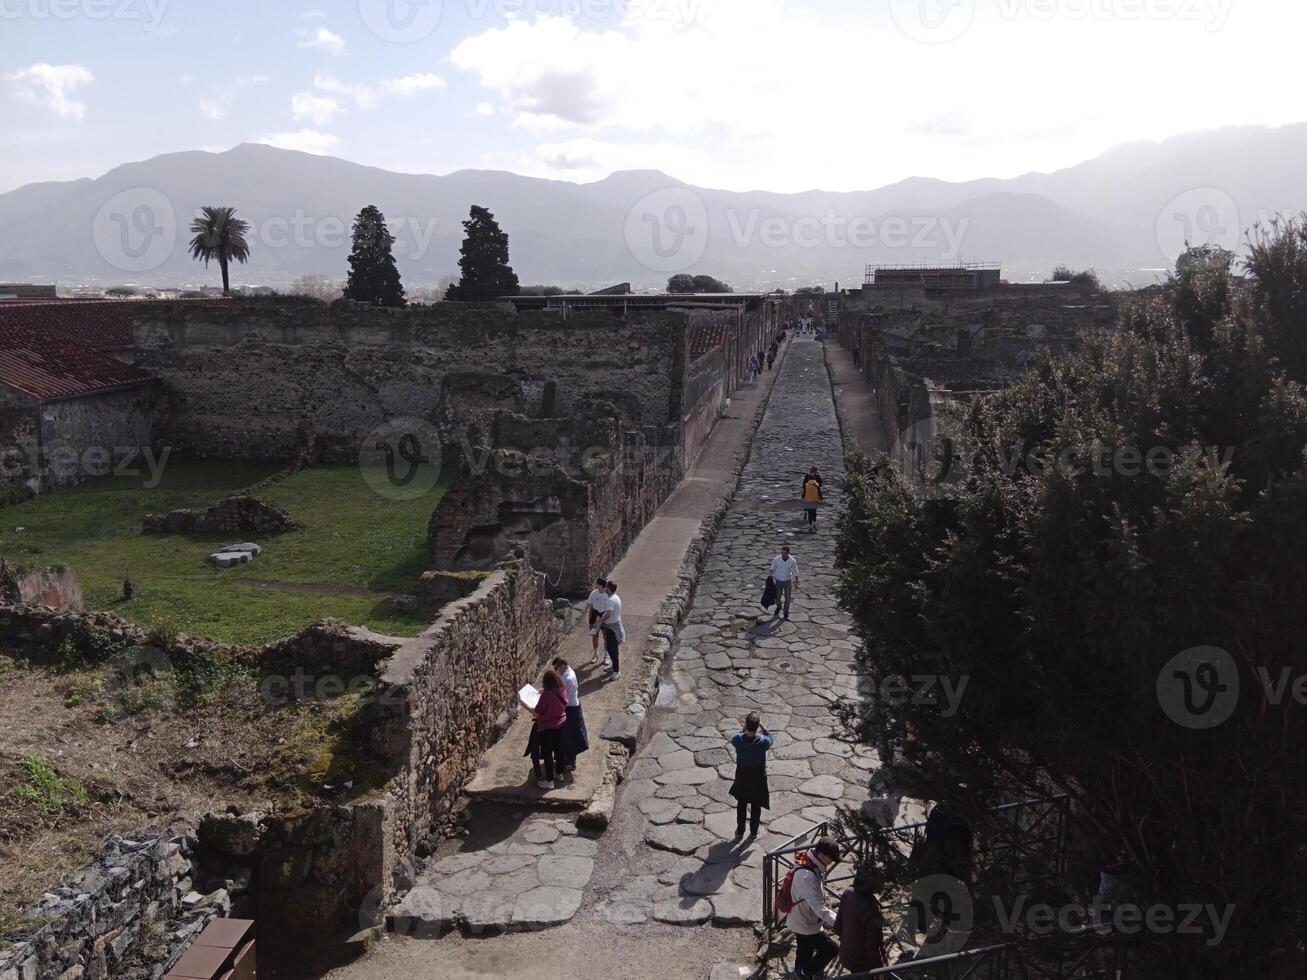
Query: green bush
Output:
[[838, 225, 1307, 975]]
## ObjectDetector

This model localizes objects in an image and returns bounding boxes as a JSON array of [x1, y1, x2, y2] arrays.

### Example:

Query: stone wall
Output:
[[130, 300, 687, 462], [141, 495, 297, 535], [0, 831, 230, 980], [0, 384, 156, 490], [363, 554, 559, 864]]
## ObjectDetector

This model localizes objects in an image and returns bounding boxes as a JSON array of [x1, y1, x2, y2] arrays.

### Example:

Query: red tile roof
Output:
[[0, 299, 217, 351], [689, 322, 730, 360], [0, 322, 155, 400], [0, 299, 226, 400]]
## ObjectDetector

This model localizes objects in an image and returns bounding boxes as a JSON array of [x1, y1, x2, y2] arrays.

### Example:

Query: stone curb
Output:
[[580, 341, 789, 830]]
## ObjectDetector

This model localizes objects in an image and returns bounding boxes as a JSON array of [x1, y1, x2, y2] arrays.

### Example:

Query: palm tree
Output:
[[188, 206, 251, 294]]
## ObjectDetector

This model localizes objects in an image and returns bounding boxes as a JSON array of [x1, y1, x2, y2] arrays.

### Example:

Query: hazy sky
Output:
[[1, 0, 1303, 194]]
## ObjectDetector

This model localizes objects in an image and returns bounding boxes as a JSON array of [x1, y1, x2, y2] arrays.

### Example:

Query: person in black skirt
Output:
[[728, 711, 774, 838], [552, 655, 589, 772]]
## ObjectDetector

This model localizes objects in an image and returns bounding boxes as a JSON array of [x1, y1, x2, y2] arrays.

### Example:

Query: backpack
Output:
[[775, 852, 815, 915]]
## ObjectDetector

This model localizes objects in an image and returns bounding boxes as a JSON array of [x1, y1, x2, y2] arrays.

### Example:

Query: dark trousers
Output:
[[805, 508, 818, 526], [535, 727, 563, 781], [736, 799, 761, 835], [795, 932, 839, 978], [603, 627, 621, 673]]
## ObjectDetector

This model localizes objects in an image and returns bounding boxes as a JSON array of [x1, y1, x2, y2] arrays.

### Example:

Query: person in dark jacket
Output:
[[728, 712, 773, 838], [835, 865, 887, 973]]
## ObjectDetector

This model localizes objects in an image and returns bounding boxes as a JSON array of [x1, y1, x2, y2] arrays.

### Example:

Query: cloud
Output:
[[299, 26, 346, 55], [198, 75, 268, 121], [313, 72, 444, 110], [257, 129, 340, 154], [291, 91, 344, 125], [4, 63, 94, 121]]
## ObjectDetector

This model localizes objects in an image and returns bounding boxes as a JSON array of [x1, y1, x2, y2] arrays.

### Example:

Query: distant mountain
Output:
[[2, 124, 1305, 291]]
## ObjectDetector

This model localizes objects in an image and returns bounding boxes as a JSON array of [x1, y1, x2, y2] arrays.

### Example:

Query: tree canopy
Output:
[[342, 205, 405, 308], [667, 274, 732, 294], [444, 205, 519, 301], [837, 226, 1307, 976], [187, 206, 251, 295]]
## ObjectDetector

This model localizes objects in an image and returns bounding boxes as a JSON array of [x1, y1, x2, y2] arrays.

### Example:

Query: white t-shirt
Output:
[[587, 588, 608, 612], [601, 593, 625, 643], [770, 555, 798, 582], [561, 666, 580, 707]]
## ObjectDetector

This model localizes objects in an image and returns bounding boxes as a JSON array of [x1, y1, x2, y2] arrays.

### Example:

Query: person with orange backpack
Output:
[[780, 836, 842, 979]]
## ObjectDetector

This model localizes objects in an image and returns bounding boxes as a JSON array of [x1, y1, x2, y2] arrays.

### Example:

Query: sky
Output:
[[1, 0, 1305, 195]]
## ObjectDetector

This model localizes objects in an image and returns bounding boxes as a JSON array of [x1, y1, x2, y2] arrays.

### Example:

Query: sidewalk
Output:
[[826, 338, 888, 455]]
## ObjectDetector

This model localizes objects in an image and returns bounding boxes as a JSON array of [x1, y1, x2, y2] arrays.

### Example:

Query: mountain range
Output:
[[2, 123, 1305, 292]]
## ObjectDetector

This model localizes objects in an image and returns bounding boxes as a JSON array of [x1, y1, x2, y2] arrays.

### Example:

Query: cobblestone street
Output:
[[607, 333, 877, 929], [335, 335, 882, 979]]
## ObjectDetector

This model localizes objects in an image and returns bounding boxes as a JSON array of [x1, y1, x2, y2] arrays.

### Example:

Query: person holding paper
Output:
[[524, 668, 569, 788]]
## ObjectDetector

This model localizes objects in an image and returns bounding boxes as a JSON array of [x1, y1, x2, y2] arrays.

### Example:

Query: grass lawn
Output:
[[0, 461, 448, 644]]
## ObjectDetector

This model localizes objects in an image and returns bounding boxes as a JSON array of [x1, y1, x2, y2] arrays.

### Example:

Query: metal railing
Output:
[[760, 796, 1134, 978]]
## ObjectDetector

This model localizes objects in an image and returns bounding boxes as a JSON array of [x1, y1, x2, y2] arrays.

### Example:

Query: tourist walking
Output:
[[552, 656, 589, 772], [835, 865, 887, 974], [594, 579, 624, 680], [747, 353, 758, 385], [787, 837, 842, 979], [768, 545, 799, 620], [767, 341, 778, 370], [524, 668, 569, 789], [728, 712, 773, 838], [802, 466, 823, 533], [587, 576, 609, 664]]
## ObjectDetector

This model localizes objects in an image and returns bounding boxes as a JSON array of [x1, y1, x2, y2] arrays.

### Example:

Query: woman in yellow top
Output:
[[802, 466, 823, 533]]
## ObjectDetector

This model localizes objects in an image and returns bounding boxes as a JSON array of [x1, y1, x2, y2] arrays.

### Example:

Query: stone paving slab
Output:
[[618, 336, 887, 925]]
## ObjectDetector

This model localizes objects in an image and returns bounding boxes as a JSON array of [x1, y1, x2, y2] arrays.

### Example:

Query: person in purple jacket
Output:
[[525, 669, 569, 789]]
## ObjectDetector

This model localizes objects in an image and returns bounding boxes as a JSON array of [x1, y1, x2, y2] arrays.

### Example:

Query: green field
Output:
[[0, 461, 449, 644]]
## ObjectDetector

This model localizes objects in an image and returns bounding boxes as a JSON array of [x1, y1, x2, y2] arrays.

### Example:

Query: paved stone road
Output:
[[384, 336, 879, 962], [605, 334, 879, 930]]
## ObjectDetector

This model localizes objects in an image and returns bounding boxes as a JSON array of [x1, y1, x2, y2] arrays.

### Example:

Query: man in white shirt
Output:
[[586, 576, 609, 665], [769, 545, 799, 621], [595, 580, 624, 680]]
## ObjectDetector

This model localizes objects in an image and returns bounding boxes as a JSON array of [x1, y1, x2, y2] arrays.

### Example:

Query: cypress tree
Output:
[[343, 205, 405, 307], [444, 205, 519, 301]]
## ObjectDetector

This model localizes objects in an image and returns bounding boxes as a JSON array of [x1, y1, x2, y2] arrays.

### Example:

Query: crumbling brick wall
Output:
[[129, 300, 687, 462]]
